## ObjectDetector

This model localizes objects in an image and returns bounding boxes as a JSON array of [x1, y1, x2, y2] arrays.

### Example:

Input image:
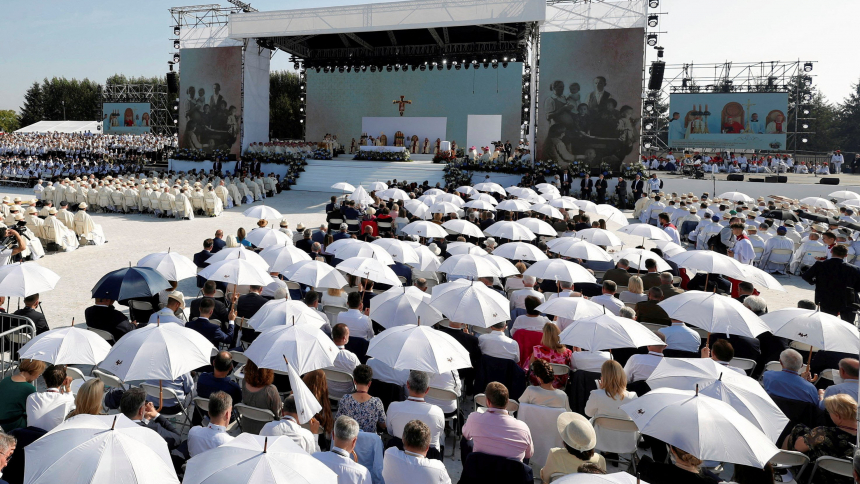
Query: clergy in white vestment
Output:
[[175, 189, 195, 220], [215, 181, 232, 209], [727, 223, 755, 265], [760, 226, 796, 272], [227, 181, 242, 207], [73, 203, 106, 245], [204, 187, 224, 216], [159, 188, 177, 217], [43, 209, 79, 251], [56, 204, 75, 230]]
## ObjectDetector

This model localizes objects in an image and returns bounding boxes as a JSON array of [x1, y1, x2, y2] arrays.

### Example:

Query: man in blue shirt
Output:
[[333, 223, 352, 241], [197, 351, 242, 403], [186, 298, 235, 348], [658, 322, 701, 354], [762, 348, 819, 406], [819, 358, 859, 409]]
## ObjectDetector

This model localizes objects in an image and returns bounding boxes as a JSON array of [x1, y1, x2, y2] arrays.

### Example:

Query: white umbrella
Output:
[[402, 220, 449, 238], [595, 204, 630, 226], [349, 186, 373, 205], [505, 186, 528, 198], [493, 241, 549, 261], [281, 260, 347, 289], [553, 474, 647, 484], [546, 237, 583, 251], [456, 185, 478, 196], [470, 193, 499, 205], [198, 259, 273, 286], [370, 286, 444, 328], [551, 240, 612, 262], [523, 193, 547, 205], [424, 188, 446, 196], [800, 196, 836, 210], [410, 245, 443, 271], [287, 358, 323, 425], [259, 243, 312, 272], [404, 199, 432, 219], [244, 325, 338, 375], [325, 238, 361, 254], [0, 262, 60, 297], [332, 242, 395, 265], [735, 264, 786, 292], [717, 192, 754, 203], [446, 241, 488, 256], [482, 254, 521, 277], [549, 198, 577, 210], [669, 250, 746, 280], [559, 314, 665, 350], [429, 201, 461, 214], [537, 184, 560, 195], [515, 217, 558, 236], [377, 188, 409, 201], [573, 199, 598, 212], [97, 323, 215, 382], [646, 358, 789, 441], [336, 257, 403, 286], [536, 297, 605, 321], [205, 246, 270, 272], [495, 199, 532, 213], [369, 181, 389, 191], [331, 182, 355, 192], [829, 190, 860, 200], [574, 228, 623, 247], [245, 227, 292, 249], [523, 259, 597, 284], [372, 238, 420, 264], [136, 251, 198, 281], [367, 324, 472, 373], [530, 203, 564, 220], [542, 192, 561, 201], [657, 290, 770, 338], [442, 219, 485, 238], [474, 182, 506, 195], [24, 414, 179, 484], [617, 223, 673, 242], [613, 248, 671, 272], [182, 434, 337, 484], [19, 327, 111, 365], [242, 205, 283, 220], [438, 254, 502, 278], [760, 308, 860, 354], [464, 199, 497, 211], [620, 387, 780, 468], [246, 299, 329, 332], [417, 194, 438, 206], [437, 193, 465, 207], [429, 279, 511, 328], [484, 221, 536, 241], [652, 240, 686, 257]]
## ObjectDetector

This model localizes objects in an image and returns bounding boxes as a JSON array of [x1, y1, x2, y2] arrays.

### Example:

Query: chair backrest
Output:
[[592, 414, 640, 454], [140, 382, 183, 406], [770, 248, 793, 263], [92, 369, 124, 389], [193, 396, 209, 414], [763, 360, 807, 375], [233, 403, 275, 428], [549, 363, 572, 379], [789, 340, 817, 353], [285, 281, 301, 291], [516, 402, 565, 468], [474, 393, 519, 412], [820, 368, 838, 384], [323, 368, 355, 384], [426, 386, 457, 402], [323, 305, 348, 325], [729, 357, 757, 375], [812, 456, 854, 480], [640, 321, 666, 333], [230, 350, 249, 365], [769, 449, 810, 476], [129, 300, 154, 311], [65, 366, 86, 381], [472, 325, 492, 335], [86, 326, 115, 343]]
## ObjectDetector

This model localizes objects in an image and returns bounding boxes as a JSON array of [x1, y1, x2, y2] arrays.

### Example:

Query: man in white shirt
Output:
[[261, 271, 288, 299], [589, 280, 624, 316], [260, 395, 320, 454], [187, 391, 234, 456], [510, 296, 553, 335], [338, 292, 374, 341], [624, 334, 667, 382], [658, 212, 681, 245], [383, 419, 451, 484], [478, 322, 520, 362], [26, 364, 75, 431], [760, 226, 796, 273], [546, 280, 578, 301], [727, 222, 755, 265], [314, 416, 372, 484], [832, 150, 844, 174], [326, 324, 361, 399], [658, 321, 701, 354], [571, 350, 611, 372], [386, 371, 445, 457], [509, 275, 544, 311]]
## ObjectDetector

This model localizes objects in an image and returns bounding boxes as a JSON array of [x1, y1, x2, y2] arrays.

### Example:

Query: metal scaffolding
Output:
[[101, 84, 175, 135]]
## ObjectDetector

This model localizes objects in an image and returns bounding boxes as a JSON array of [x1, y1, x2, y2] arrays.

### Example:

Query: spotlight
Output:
[[803, 62, 813, 72], [173, 26, 180, 36], [173, 40, 180, 50], [455, 64, 461, 70], [803, 108, 811, 115], [300, 119, 304, 124], [464, 63, 470, 70], [386, 65, 392, 72], [802, 123, 810, 129], [492, 63, 498, 69], [447, 64, 452, 70], [647, 33, 658, 46], [324, 67, 330, 73], [644, 100, 655, 112], [648, 14, 658, 27], [483, 62, 489, 68], [523, 107, 528, 112], [648, 0, 658, 7], [339, 66, 344, 73], [511, 57, 516, 62], [174, 119, 178, 124], [420, 65, 426, 71], [300, 107, 303, 112], [436, 65, 442, 71], [645, 122, 654, 130], [657, 47, 664, 58], [168, 62, 174, 72], [293, 63, 299, 70], [411, 65, 417, 71], [644, 140, 653, 149], [370, 65, 377, 72], [442, 59, 447, 64], [502, 62, 508, 68], [361, 65, 367, 72], [173, 53, 180, 63]]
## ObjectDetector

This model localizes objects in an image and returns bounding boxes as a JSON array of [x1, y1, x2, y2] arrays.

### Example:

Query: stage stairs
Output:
[[292, 156, 447, 193]]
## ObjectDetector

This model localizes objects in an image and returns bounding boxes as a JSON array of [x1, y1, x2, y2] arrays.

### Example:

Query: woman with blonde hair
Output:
[[619, 275, 648, 303], [529, 322, 572, 388], [584, 360, 638, 454], [322, 287, 348, 308], [225, 234, 239, 248], [68, 379, 105, 418], [783, 393, 857, 469], [505, 262, 528, 291], [0, 359, 46, 431]]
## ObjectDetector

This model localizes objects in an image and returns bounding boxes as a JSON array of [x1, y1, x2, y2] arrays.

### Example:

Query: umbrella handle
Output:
[[157, 379, 164, 412]]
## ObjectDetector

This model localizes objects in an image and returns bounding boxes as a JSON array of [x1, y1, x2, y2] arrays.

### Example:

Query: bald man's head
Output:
[[839, 358, 859, 380]]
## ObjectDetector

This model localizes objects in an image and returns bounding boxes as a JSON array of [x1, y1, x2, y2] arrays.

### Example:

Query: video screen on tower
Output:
[[536, 28, 645, 171], [177, 46, 244, 157], [102, 103, 151, 134], [667, 92, 789, 150]]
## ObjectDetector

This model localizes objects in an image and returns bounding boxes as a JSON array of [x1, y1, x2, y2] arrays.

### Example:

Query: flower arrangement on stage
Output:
[[171, 148, 208, 161], [533, 159, 560, 176], [311, 149, 333, 160], [443, 165, 472, 188], [598, 161, 613, 175], [622, 161, 648, 179], [567, 160, 589, 177], [352, 150, 412, 162], [444, 157, 559, 176], [241, 152, 307, 166], [433, 150, 457, 164]]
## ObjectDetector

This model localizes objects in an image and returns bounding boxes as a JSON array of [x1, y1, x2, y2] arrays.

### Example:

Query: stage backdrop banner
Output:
[[536, 28, 645, 171], [467, 115, 502, 153], [102, 103, 152, 134], [306, 64, 522, 149], [668, 93, 789, 151], [242, 46, 271, 153], [178, 46, 244, 157]]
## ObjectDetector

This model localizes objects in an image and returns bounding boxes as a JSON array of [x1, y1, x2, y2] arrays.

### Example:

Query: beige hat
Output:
[[813, 223, 828, 232], [79, 203, 87, 209], [280, 219, 289, 227], [48, 208, 58, 215], [296, 222, 306, 231], [427, 242, 441, 256], [13, 197, 21, 202], [27, 207, 37, 214], [557, 412, 596, 452], [13, 214, 23, 221], [167, 291, 185, 309]]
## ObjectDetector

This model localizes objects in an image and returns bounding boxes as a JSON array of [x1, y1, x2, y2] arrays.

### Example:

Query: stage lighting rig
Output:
[[173, 40, 180, 50], [173, 26, 180, 36], [648, 0, 658, 7], [173, 53, 180, 63], [803, 62, 813, 72], [647, 14, 658, 27], [647, 33, 658, 46]]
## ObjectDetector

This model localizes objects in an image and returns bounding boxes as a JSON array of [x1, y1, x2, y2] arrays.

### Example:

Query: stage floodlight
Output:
[[644, 100, 655, 112], [802, 137, 808, 143], [803, 108, 811, 115], [394, 65, 400, 71], [802, 123, 810, 129], [173, 40, 180, 50], [464, 63, 470, 70], [338, 66, 344, 73], [804, 62, 813, 72], [643, 140, 653, 149], [502, 62, 508, 68], [173, 26, 180, 36], [647, 33, 658, 46], [648, 14, 658, 27], [511, 57, 516, 62], [648, 0, 658, 7], [436, 65, 442, 71], [483, 62, 489, 69], [168, 62, 174, 72], [386, 65, 392, 72], [455, 64, 461, 70], [657, 47, 664, 58], [492, 63, 498, 69], [446, 64, 451, 70], [300, 119, 304, 124], [524, 107, 528, 112], [173, 53, 180, 63], [370, 65, 377, 72], [419, 65, 426, 71], [645, 122, 654, 130]]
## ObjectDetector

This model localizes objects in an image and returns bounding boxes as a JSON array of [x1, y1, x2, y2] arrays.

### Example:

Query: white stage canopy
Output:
[[544, 0, 647, 32], [15, 121, 102, 134]]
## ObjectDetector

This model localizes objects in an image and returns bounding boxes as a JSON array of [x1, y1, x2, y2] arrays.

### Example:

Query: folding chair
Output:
[[592, 414, 641, 473], [86, 327, 115, 344], [323, 305, 348, 325], [192, 396, 239, 431], [728, 357, 757, 376], [140, 383, 193, 432], [92, 369, 126, 390], [769, 450, 810, 482], [233, 403, 275, 434], [427, 385, 461, 457], [474, 393, 519, 413], [322, 368, 355, 403], [549, 363, 572, 380], [65, 366, 86, 382], [808, 456, 853, 483]]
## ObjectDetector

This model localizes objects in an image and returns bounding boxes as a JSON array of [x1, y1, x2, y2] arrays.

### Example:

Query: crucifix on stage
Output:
[[392, 95, 412, 116]]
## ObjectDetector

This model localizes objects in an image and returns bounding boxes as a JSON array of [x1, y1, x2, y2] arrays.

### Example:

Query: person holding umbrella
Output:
[[85, 297, 136, 342], [802, 244, 860, 322], [639, 445, 715, 483], [120, 388, 182, 452]]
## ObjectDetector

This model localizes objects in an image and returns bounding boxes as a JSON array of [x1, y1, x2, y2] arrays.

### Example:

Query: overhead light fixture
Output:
[[419, 65, 426, 71], [502, 62, 508, 68], [339, 66, 344, 73], [802, 138, 808, 143], [455, 64, 461, 70], [657, 47, 664, 58], [803, 62, 813, 72], [173, 40, 180, 50], [648, 0, 659, 7], [173, 26, 180, 36], [173, 53, 180, 63], [647, 33, 658, 46], [648, 14, 658, 27]]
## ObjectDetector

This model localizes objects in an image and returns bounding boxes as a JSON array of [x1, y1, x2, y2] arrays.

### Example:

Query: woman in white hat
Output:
[[540, 412, 605, 482]]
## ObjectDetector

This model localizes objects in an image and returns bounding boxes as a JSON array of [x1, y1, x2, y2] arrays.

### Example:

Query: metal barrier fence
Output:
[[0, 314, 37, 379]]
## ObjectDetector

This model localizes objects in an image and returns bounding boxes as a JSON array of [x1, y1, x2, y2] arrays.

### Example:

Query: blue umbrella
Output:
[[91, 267, 172, 301]]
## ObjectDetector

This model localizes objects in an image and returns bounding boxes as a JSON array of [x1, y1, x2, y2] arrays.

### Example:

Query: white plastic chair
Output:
[[322, 368, 355, 403], [323, 305, 348, 325], [592, 414, 641, 473], [86, 326, 115, 344], [427, 386, 461, 457], [808, 456, 853, 482], [474, 393, 519, 413], [233, 403, 275, 434], [516, 402, 565, 472], [92, 369, 126, 390], [728, 357, 757, 375], [769, 449, 810, 480]]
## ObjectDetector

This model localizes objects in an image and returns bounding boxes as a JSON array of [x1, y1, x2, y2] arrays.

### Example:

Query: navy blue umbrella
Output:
[[91, 267, 172, 301]]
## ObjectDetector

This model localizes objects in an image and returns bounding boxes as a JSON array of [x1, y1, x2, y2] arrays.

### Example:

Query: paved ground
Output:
[[1, 184, 814, 480]]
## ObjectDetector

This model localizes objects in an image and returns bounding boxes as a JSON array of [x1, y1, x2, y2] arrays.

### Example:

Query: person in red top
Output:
[[529, 323, 573, 389]]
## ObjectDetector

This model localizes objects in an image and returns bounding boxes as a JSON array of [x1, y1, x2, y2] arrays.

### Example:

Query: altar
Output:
[[361, 117, 447, 147], [358, 146, 408, 153]]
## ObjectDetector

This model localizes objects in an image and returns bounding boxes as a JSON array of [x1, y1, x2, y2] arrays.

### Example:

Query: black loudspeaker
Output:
[[648, 61, 665, 90], [820, 178, 840, 185], [726, 174, 744, 181], [167, 72, 179, 95], [765, 176, 788, 183], [749, 177, 764, 183]]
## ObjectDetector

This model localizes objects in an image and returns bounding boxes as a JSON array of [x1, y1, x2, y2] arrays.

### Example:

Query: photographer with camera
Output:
[[0, 224, 27, 265]]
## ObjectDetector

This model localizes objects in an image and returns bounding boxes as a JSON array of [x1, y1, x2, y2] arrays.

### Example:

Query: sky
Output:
[[1, 0, 858, 113]]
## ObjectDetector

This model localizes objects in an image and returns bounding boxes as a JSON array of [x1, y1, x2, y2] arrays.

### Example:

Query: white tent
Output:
[[16, 121, 102, 134]]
